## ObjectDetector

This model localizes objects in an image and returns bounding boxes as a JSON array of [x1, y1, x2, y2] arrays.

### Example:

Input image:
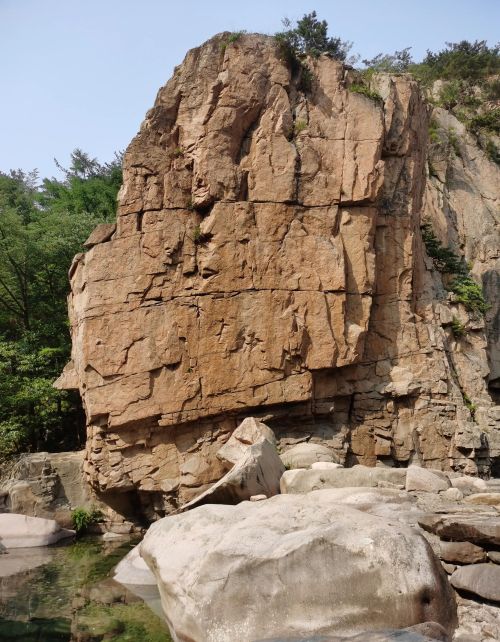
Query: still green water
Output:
[[0, 537, 172, 642]]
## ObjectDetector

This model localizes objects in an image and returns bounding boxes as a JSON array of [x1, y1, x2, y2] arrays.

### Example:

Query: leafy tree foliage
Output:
[[275, 11, 352, 61], [362, 48, 413, 73], [421, 222, 488, 317], [0, 151, 122, 459], [422, 40, 500, 81]]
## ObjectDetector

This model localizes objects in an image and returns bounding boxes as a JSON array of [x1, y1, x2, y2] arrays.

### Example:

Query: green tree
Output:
[[276, 11, 352, 61], [0, 152, 122, 459]]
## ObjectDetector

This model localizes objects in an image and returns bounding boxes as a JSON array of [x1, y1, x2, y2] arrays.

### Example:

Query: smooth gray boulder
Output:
[[0, 513, 74, 548], [140, 490, 456, 642], [450, 563, 500, 602], [405, 466, 451, 493], [182, 439, 284, 510], [280, 443, 338, 469], [280, 464, 406, 494]]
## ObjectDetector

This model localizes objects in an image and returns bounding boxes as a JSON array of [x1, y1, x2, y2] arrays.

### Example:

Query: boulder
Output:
[[438, 541, 486, 564], [182, 439, 284, 510], [311, 462, 343, 470], [440, 488, 463, 502], [488, 551, 500, 564], [463, 492, 500, 507], [0, 513, 74, 548], [83, 222, 116, 248], [217, 417, 276, 468], [280, 443, 337, 470], [418, 513, 500, 546], [450, 564, 500, 602], [450, 477, 487, 496], [280, 465, 407, 494], [140, 490, 456, 642], [114, 544, 157, 585], [405, 466, 451, 493]]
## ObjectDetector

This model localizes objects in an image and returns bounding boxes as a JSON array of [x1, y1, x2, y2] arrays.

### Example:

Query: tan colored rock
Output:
[[438, 541, 486, 564], [58, 33, 499, 514], [418, 513, 500, 546], [0, 451, 96, 527], [463, 492, 500, 507]]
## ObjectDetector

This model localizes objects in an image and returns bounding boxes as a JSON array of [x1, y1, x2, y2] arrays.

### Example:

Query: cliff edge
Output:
[[56, 33, 500, 517]]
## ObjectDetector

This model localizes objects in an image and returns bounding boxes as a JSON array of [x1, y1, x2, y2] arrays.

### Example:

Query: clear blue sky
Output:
[[1, 0, 498, 179]]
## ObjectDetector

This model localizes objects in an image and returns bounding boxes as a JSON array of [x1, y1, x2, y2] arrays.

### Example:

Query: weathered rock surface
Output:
[[463, 492, 500, 507], [255, 621, 449, 642], [56, 32, 499, 512], [181, 438, 284, 509], [280, 464, 407, 494], [405, 466, 451, 493], [0, 513, 75, 548], [281, 443, 338, 469], [217, 417, 276, 468], [450, 477, 487, 496], [438, 541, 486, 565], [450, 564, 500, 602], [140, 491, 456, 642], [418, 513, 500, 546], [0, 452, 93, 527]]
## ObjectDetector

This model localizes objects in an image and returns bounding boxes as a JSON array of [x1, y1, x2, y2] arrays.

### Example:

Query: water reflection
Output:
[[0, 537, 171, 642]]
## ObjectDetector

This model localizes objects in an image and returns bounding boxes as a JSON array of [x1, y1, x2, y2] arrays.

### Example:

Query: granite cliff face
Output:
[[56, 33, 500, 517]]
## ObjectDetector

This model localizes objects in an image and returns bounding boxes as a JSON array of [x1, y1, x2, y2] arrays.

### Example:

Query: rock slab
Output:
[[0, 513, 75, 548], [450, 563, 500, 602]]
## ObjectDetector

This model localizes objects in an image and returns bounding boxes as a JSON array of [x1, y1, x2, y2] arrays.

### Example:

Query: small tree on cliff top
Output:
[[276, 11, 352, 61]]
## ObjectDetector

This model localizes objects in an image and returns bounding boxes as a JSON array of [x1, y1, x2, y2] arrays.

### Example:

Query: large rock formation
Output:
[[56, 33, 500, 516], [140, 491, 456, 642]]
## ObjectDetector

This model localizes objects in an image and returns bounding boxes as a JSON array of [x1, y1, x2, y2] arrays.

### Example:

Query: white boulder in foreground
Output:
[[0, 513, 74, 548], [140, 491, 456, 642], [114, 544, 156, 585]]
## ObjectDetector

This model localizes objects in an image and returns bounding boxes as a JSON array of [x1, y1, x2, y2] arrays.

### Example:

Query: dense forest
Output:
[[0, 151, 122, 459], [0, 13, 498, 461]]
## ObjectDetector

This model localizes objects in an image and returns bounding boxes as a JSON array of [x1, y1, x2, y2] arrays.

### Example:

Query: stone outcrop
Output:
[[56, 32, 500, 514], [140, 490, 456, 642], [0, 452, 91, 527], [0, 513, 75, 548]]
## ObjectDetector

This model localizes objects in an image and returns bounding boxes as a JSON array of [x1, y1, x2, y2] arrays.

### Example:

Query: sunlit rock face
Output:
[[57, 33, 499, 516]]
